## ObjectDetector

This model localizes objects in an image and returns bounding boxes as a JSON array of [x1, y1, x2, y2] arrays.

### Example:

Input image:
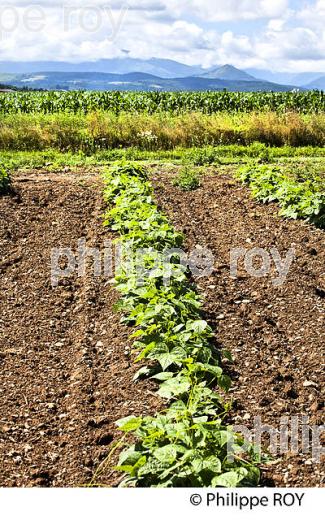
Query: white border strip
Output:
[[1, 488, 324, 520]]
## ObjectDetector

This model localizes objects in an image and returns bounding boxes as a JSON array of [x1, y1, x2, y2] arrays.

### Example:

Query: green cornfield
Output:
[[0, 89, 324, 115]]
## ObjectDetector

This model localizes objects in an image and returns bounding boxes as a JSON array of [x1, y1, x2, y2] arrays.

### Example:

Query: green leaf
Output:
[[202, 456, 222, 474], [192, 455, 222, 475], [154, 445, 178, 465], [115, 455, 147, 477], [193, 363, 223, 378], [118, 447, 143, 467], [152, 372, 174, 382], [189, 320, 208, 333], [133, 366, 155, 381], [214, 430, 234, 448], [156, 353, 180, 371], [157, 377, 191, 399], [218, 374, 232, 392], [212, 468, 248, 488], [116, 416, 142, 432], [222, 350, 234, 362]]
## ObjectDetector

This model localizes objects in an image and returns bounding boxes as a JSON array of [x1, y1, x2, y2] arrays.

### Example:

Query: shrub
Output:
[[246, 142, 271, 163], [173, 166, 201, 191], [188, 146, 221, 166]]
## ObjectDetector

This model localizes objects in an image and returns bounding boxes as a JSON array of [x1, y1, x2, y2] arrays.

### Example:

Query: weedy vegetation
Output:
[[173, 166, 201, 191], [0, 164, 11, 194], [0, 111, 324, 152]]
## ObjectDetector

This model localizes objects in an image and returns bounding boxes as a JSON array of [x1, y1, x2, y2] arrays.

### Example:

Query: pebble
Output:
[[303, 380, 318, 388]]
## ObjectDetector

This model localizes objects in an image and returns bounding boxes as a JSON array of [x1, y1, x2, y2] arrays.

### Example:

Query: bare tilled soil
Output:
[[0, 172, 159, 487], [152, 170, 325, 488]]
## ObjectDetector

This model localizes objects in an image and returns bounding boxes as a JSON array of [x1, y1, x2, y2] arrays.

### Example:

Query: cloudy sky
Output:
[[0, 0, 324, 71]]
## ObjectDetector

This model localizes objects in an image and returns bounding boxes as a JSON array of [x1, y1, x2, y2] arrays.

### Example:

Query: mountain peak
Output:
[[220, 64, 237, 70], [200, 64, 257, 82], [304, 75, 325, 89]]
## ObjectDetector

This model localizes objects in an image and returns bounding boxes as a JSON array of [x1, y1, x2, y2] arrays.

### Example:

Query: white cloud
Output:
[[172, 0, 289, 22], [259, 27, 324, 60], [267, 18, 286, 31], [0, 1, 324, 73], [297, 0, 325, 30]]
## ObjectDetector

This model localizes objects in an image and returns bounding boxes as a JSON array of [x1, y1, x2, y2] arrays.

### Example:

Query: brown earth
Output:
[[152, 169, 325, 488], [0, 171, 159, 487], [0, 168, 324, 488]]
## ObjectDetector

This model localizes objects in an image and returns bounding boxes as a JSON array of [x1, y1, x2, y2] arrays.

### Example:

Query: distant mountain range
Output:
[[0, 70, 299, 92], [0, 58, 202, 78], [244, 68, 324, 87], [0, 58, 323, 92]]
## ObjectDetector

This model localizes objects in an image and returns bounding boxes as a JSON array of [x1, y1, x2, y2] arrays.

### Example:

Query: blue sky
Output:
[[0, 0, 324, 72]]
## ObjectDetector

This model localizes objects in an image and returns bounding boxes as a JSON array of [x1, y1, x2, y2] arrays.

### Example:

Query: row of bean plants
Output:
[[103, 162, 260, 487], [237, 165, 325, 228]]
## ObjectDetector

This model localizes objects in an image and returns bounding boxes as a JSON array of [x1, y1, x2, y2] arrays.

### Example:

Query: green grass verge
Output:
[[1, 145, 325, 173]]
